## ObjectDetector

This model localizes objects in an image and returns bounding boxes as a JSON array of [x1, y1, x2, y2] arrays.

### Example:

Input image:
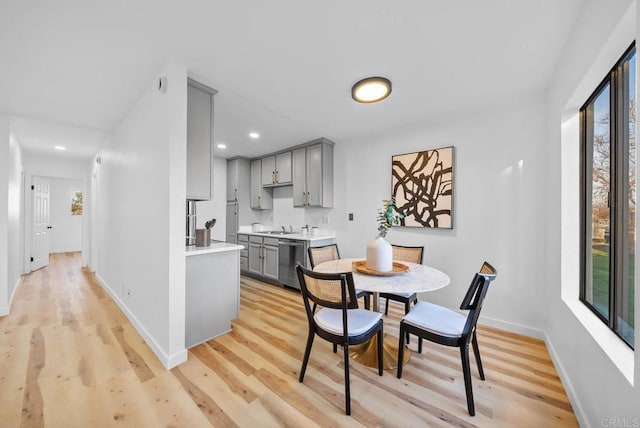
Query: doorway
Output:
[[28, 175, 86, 272]]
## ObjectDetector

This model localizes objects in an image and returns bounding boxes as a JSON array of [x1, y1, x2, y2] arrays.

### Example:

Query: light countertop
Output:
[[236, 228, 335, 242], [185, 241, 243, 257]]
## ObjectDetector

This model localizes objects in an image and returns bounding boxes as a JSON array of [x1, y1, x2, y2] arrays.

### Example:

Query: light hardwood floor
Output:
[[0, 252, 577, 427]]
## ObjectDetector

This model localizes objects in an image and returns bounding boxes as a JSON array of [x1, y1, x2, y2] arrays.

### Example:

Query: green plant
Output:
[[377, 197, 404, 238], [205, 219, 216, 230]]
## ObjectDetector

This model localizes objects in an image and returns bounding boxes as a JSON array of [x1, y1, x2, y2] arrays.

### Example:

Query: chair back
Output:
[[308, 244, 341, 269], [296, 264, 358, 328], [391, 244, 424, 264], [460, 262, 497, 338]]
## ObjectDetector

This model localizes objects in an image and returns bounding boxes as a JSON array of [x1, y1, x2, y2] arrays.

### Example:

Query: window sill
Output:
[[564, 298, 634, 385]]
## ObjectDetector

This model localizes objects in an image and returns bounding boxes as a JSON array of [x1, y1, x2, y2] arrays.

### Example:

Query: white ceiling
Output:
[[0, 0, 584, 160]]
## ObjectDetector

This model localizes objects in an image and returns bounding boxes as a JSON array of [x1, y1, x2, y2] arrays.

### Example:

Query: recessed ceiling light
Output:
[[249, 132, 260, 139], [54, 146, 67, 151], [217, 143, 227, 149], [352, 77, 392, 103]]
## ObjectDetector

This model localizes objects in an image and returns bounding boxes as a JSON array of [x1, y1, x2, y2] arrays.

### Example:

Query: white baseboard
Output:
[[0, 276, 24, 317], [478, 314, 546, 340], [544, 334, 589, 428], [477, 314, 588, 426], [95, 273, 187, 370], [50, 249, 82, 254]]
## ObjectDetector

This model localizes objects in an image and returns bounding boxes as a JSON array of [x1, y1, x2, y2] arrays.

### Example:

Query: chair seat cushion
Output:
[[355, 289, 371, 296], [402, 301, 466, 338], [315, 308, 382, 336]]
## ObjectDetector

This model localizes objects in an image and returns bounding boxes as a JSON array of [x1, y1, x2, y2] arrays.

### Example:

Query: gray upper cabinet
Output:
[[292, 148, 307, 207], [292, 139, 334, 208], [226, 158, 239, 201], [275, 151, 292, 184], [186, 79, 216, 201], [250, 159, 273, 210], [261, 151, 292, 186]]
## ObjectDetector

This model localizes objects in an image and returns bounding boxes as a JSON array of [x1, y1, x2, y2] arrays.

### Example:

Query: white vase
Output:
[[366, 236, 393, 272]]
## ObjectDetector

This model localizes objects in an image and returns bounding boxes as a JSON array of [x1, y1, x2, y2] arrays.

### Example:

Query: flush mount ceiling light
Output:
[[249, 132, 260, 139], [54, 145, 67, 151], [351, 77, 392, 103]]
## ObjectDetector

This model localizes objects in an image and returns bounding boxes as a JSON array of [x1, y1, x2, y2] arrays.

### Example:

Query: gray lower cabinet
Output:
[[246, 236, 279, 281], [238, 234, 249, 272]]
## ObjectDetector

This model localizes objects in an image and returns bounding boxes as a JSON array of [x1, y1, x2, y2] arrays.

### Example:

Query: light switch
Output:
[[348, 213, 354, 221]]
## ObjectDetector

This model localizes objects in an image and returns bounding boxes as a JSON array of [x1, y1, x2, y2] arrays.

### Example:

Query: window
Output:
[[580, 42, 635, 348]]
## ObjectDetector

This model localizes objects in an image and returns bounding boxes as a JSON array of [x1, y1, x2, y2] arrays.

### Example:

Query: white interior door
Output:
[[31, 177, 50, 271]]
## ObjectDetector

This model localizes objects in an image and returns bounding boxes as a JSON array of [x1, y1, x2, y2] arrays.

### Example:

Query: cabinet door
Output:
[[187, 84, 213, 200], [306, 143, 323, 207], [261, 156, 275, 186], [226, 159, 238, 201], [248, 242, 263, 275], [263, 244, 279, 281], [292, 148, 307, 207], [275, 152, 292, 184], [250, 159, 273, 209]]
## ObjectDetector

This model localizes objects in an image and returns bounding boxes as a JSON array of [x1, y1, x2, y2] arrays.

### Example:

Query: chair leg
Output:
[[343, 343, 351, 415], [377, 326, 384, 376], [397, 323, 405, 379], [364, 294, 370, 310], [460, 344, 475, 416], [333, 343, 338, 353], [299, 331, 315, 382], [418, 337, 423, 354], [472, 331, 485, 380], [404, 302, 411, 344], [384, 298, 389, 315]]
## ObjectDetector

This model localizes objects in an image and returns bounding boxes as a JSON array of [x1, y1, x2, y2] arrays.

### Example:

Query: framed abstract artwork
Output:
[[391, 146, 454, 229]]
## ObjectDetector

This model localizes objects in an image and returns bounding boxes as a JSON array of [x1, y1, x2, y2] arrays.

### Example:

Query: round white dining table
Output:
[[313, 258, 451, 369], [313, 258, 450, 312]]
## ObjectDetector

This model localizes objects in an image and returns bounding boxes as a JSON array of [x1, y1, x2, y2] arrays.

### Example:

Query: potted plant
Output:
[[366, 198, 404, 272]]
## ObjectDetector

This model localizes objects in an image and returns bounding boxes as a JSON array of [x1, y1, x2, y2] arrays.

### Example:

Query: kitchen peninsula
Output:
[[185, 241, 243, 348]]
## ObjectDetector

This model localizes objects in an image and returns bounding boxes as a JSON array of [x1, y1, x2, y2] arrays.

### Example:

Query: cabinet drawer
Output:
[[249, 235, 263, 244], [263, 237, 280, 246], [240, 249, 248, 258], [237, 234, 249, 242], [240, 257, 248, 272]]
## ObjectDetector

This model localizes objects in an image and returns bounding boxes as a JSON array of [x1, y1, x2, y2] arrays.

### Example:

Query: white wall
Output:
[[48, 177, 83, 253], [94, 64, 187, 369], [22, 154, 91, 271], [321, 98, 547, 336], [0, 112, 9, 315], [7, 126, 24, 309], [546, 1, 639, 425]]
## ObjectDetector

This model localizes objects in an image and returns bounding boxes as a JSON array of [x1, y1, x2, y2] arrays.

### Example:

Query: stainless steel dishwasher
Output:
[[278, 239, 305, 289]]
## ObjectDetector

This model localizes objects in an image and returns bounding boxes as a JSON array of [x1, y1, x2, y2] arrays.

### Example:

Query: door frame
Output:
[[23, 174, 90, 273]]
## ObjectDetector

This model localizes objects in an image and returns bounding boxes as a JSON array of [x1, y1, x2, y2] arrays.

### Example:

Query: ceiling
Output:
[[0, 0, 584, 160]]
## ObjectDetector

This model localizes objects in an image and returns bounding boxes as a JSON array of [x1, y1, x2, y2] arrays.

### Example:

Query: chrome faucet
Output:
[[281, 225, 286, 233]]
